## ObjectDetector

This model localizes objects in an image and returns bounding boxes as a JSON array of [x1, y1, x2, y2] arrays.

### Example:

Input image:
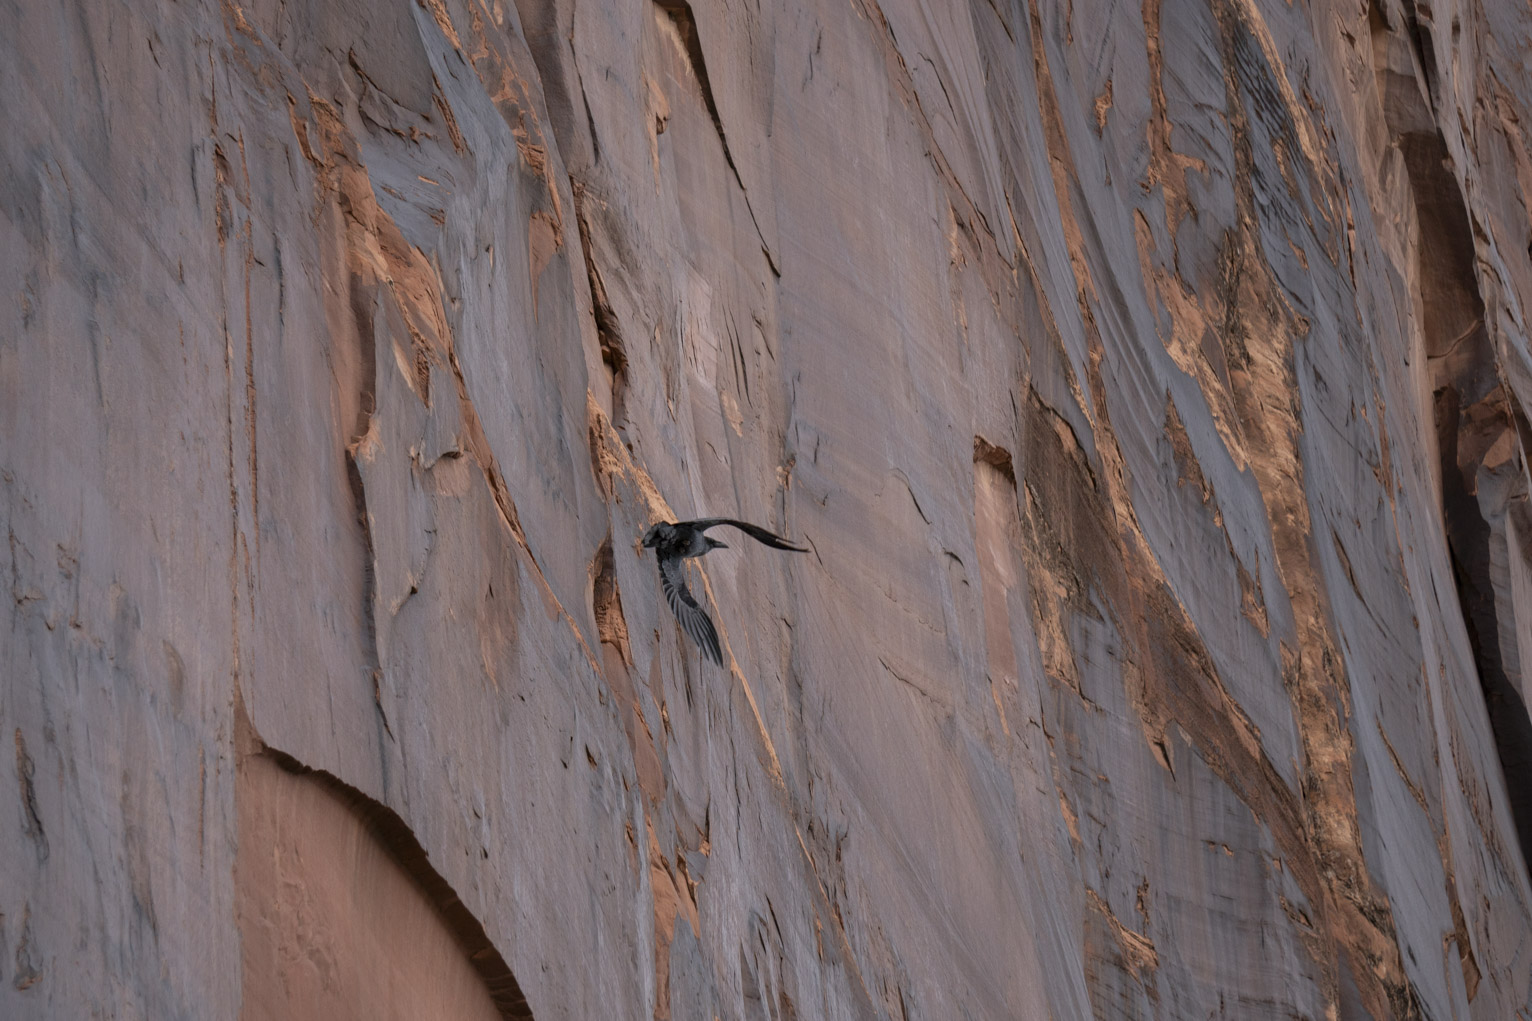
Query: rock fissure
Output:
[[1371, 0, 1532, 879]]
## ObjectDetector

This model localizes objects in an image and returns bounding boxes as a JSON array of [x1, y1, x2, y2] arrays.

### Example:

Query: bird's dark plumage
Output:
[[642, 518, 807, 664], [658, 554, 723, 664]]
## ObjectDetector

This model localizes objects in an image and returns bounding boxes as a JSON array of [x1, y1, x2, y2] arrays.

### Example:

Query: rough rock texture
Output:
[[4, 0, 1532, 1017]]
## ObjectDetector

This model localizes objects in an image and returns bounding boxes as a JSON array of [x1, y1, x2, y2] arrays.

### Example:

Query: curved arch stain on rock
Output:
[[235, 721, 533, 1021]]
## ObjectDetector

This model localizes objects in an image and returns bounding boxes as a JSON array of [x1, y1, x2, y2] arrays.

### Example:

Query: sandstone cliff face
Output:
[[4, 0, 1532, 1017]]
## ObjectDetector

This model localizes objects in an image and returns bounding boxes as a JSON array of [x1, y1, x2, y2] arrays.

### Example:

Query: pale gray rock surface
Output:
[[4, 0, 1532, 1018]]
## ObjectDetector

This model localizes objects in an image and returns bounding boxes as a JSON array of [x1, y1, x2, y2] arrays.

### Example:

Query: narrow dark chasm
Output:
[[1371, 0, 1532, 877]]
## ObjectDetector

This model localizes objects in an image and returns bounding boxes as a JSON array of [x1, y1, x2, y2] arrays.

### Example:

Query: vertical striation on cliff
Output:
[[3, 0, 1532, 1017]]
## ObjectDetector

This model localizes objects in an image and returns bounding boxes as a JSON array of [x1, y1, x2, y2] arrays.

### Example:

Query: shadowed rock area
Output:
[[4, 0, 1532, 1017], [235, 702, 532, 1020]]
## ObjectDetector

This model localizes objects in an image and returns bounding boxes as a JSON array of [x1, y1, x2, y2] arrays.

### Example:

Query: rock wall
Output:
[[4, 0, 1532, 1017]]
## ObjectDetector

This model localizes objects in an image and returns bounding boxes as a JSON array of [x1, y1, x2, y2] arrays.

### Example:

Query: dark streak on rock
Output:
[[572, 182, 628, 426], [13, 731, 47, 864], [576, 66, 601, 166], [653, 0, 781, 277], [726, 308, 752, 408], [12, 903, 40, 992], [591, 534, 633, 666], [345, 274, 394, 745], [891, 469, 931, 525]]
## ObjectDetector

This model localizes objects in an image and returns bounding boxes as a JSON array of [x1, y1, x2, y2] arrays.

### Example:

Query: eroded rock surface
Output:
[[4, 0, 1532, 1017]]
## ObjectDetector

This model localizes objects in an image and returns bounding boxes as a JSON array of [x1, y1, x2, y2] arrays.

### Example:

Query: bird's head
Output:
[[641, 523, 665, 548]]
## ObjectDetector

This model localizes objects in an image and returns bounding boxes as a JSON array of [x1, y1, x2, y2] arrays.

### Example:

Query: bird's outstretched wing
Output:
[[692, 518, 809, 552], [658, 554, 723, 665]]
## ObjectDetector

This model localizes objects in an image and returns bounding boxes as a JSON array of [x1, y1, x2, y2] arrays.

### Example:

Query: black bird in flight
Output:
[[642, 518, 807, 665]]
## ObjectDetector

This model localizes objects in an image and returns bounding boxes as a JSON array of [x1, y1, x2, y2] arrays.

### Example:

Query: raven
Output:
[[641, 518, 807, 664]]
